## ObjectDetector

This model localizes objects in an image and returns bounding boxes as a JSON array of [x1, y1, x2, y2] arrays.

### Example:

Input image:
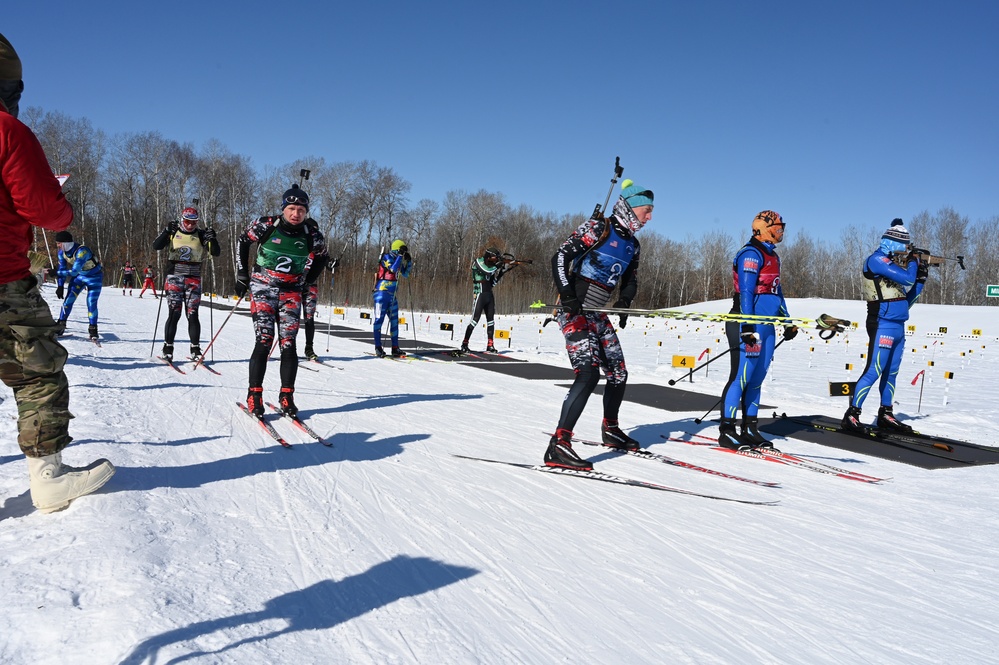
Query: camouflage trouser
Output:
[[249, 275, 303, 351], [0, 276, 73, 457], [557, 311, 628, 384]]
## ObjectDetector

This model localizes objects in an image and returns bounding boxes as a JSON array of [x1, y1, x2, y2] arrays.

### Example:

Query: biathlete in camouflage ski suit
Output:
[[54, 230, 103, 338], [152, 207, 220, 361], [718, 211, 796, 451], [842, 219, 927, 434], [371, 239, 412, 358], [545, 179, 654, 471], [236, 185, 329, 416], [0, 31, 114, 513], [459, 247, 516, 354]]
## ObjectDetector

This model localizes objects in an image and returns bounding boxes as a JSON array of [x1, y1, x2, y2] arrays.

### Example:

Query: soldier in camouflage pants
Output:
[[0, 276, 72, 457]]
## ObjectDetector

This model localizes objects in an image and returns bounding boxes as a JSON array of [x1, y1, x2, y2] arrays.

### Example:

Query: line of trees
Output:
[[27, 107, 999, 314]]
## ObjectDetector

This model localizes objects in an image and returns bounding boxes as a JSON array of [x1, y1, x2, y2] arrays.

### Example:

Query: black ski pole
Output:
[[668, 346, 737, 386], [192, 293, 246, 372], [694, 399, 722, 425], [686, 337, 789, 424], [150, 282, 166, 358]]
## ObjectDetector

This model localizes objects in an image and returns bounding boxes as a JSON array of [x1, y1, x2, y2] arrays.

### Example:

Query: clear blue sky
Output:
[[6, 0, 997, 243]]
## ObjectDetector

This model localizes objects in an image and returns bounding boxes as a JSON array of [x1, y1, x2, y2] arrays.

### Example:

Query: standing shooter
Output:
[[459, 247, 523, 354], [842, 219, 926, 433]]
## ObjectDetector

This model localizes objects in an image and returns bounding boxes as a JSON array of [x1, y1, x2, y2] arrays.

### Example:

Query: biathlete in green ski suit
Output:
[[235, 185, 329, 417]]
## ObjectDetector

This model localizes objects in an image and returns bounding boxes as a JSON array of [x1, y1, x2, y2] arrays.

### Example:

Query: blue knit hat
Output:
[[620, 179, 654, 210]]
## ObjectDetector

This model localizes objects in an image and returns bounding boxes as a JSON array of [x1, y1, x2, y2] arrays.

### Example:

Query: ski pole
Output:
[[192, 293, 246, 371], [668, 346, 737, 385], [150, 281, 166, 357], [687, 338, 788, 423], [694, 398, 722, 425], [39, 228, 56, 279], [407, 274, 418, 343]]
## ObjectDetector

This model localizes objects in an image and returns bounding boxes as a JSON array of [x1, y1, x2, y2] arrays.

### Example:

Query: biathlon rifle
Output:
[[501, 253, 533, 266], [909, 247, 965, 270]]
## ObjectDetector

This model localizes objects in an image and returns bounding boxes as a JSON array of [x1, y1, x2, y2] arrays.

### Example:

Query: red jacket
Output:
[[0, 107, 73, 285]]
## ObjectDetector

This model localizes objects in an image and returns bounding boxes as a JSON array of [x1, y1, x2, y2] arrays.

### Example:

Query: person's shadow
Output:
[[118, 555, 478, 665]]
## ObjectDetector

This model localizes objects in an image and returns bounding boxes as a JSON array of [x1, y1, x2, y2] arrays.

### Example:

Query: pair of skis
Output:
[[664, 432, 888, 484], [454, 432, 781, 505], [299, 358, 344, 372], [773, 412, 989, 461], [157, 356, 221, 376], [452, 454, 779, 505], [236, 401, 331, 447]]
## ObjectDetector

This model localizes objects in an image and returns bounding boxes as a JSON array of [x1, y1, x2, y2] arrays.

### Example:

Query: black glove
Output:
[[403, 252, 412, 263], [560, 295, 582, 317], [916, 260, 929, 284], [203, 227, 217, 242], [783, 325, 799, 341], [328, 257, 340, 270], [167, 220, 180, 233], [56, 284, 64, 300], [234, 272, 249, 298], [614, 298, 630, 329], [740, 324, 759, 347]]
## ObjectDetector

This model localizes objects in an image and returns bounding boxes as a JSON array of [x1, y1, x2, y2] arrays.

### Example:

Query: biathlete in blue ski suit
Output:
[[53, 230, 103, 338], [372, 239, 412, 358], [842, 219, 927, 434], [544, 178, 654, 471], [718, 210, 797, 450]]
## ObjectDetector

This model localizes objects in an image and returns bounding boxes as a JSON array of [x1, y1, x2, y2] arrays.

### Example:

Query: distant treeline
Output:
[[26, 107, 999, 312]]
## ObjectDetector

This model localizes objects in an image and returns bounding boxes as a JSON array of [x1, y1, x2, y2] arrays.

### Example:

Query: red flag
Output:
[[698, 348, 710, 360], [911, 370, 925, 385]]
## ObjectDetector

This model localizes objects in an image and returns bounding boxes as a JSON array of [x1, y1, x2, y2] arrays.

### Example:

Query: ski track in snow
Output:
[[0, 289, 997, 664]]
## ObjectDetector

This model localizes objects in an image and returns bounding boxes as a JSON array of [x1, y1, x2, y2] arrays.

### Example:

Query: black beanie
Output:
[[54, 231, 73, 243], [281, 185, 309, 211]]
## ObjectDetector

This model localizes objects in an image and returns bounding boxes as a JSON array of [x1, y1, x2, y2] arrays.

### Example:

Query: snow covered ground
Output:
[[2, 287, 998, 665]]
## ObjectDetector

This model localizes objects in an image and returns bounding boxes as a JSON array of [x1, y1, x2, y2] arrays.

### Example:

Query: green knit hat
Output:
[[0, 33, 22, 81]]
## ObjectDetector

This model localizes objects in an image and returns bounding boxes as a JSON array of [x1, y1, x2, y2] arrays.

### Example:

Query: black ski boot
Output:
[[374, 346, 387, 358], [460, 339, 470, 354], [601, 419, 640, 450], [485, 340, 497, 353], [246, 387, 264, 417], [842, 406, 865, 432], [544, 429, 593, 470], [718, 418, 752, 451], [88, 324, 99, 340], [54, 319, 67, 336], [391, 346, 407, 358], [279, 387, 298, 418], [877, 405, 913, 434], [741, 415, 774, 449], [304, 345, 318, 361], [161, 343, 174, 362], [190, 345, 202, 362]]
